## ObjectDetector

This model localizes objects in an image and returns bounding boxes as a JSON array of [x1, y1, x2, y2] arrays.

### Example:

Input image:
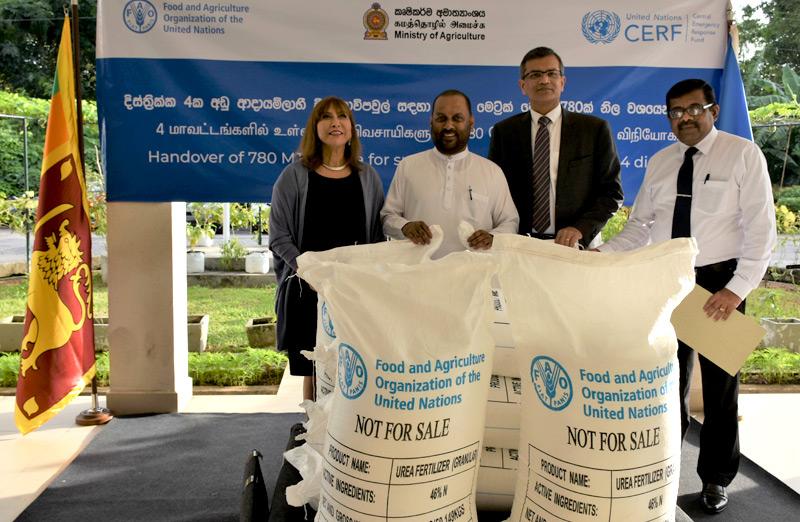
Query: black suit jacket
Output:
[[488, 109, 623, 247]]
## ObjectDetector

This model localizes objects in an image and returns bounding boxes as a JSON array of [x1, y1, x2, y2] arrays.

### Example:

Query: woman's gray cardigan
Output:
[[269, 160, 385, 343]]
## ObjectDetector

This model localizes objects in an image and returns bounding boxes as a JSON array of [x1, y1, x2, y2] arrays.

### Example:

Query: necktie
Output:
[[532, 116, 551, 233], [671, 146, 699, 238]]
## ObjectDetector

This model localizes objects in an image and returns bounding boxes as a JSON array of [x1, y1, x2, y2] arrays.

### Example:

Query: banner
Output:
[[15, 17, 96, 435], [97, 0, 735, 204]]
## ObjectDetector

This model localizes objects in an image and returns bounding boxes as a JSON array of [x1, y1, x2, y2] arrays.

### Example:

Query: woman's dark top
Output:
[[285, 169, 367, 376], [301, 169, 367, 251]]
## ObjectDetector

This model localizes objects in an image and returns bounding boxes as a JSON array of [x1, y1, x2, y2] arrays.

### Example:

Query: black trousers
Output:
[[677, 258, 741, 487]]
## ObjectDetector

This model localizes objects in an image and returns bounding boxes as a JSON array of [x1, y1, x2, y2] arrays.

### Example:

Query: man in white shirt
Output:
[[381, 89, 519, 258], [599, 79, 776, 514]]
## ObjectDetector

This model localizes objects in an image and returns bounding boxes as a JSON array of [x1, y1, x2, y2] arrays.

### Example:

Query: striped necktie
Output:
[[671, 146, 699, 238], [532, 116, 551, 233]]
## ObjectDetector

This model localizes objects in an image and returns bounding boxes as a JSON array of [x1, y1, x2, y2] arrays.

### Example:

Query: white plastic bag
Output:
[[493, 236, 697, 522], [297, 252, 496, 521], [484, 374, 521, 449], [306, 227, 445, 401], [476, 446, 518, 511]]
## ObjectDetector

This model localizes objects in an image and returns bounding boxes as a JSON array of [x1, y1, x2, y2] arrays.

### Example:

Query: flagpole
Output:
[[71, 0, 112, 427]]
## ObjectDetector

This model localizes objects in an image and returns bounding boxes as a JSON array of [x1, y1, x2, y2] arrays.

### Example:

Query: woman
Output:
[[269, 96, 385, 400]]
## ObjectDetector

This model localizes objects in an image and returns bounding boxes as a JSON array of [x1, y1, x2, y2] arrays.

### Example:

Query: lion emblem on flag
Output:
[[19, 219, 92, 377]]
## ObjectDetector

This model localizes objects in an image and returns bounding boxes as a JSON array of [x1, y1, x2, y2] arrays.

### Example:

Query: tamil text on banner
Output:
[[97, 0, 735, 203], [15, 16, 96, 435]]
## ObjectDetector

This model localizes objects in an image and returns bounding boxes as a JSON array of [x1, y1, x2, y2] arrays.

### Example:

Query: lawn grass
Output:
[[187, 285, 276, 351], [1, 276, 277, 351], [747, 286, 800, 320], [0, 276, 287, 387], [3, 279, 800, 385]]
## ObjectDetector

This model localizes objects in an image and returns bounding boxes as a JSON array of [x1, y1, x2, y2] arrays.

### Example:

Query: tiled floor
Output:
[[0, 378, 797, 522]]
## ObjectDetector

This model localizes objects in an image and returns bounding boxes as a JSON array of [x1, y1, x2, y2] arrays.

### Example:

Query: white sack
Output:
[[483, 427, 520, 450], [494, 236, 697, 522], [298, 252, 496, 522], [486, 374, 522, 431], [489, 286, 519, 377], [308, 227, 445, 400], [476, 446, 518, 512], [313, 301, 338, 398]]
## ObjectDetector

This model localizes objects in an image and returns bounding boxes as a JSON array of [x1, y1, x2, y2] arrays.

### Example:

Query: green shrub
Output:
[[0, 353, 20, 387], [0, 349, 285, 388], [777, 196, 800, 213], [600, 206, 630, 242], [776, 185, 800, 199], [188, 348, 286, 386], [741, 348, 800, 384], [775, 204, 799, 234], [220, 238, 248, 270]]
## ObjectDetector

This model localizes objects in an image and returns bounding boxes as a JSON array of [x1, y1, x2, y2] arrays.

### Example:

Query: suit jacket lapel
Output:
[[517, 111, 533, 175], [556, 109, 575, 215]]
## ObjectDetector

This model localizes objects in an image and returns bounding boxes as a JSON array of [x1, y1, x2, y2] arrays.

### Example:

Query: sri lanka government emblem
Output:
[[123, 0, 158, 34], [364, 2, 388, 40], [531, 355, 573, 411], [582, 10, 621, 44]]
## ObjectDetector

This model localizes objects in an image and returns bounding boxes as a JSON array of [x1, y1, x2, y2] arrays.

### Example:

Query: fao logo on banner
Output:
[[531, 356, 572, 411], [581, 10, 621, 44], [123, 0, 158, 34], [321, 302, 336, 338], [338, 343, 367, 399]]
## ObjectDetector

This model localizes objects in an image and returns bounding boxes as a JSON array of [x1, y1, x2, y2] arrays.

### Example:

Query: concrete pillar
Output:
[[106, 202, 192, 414]]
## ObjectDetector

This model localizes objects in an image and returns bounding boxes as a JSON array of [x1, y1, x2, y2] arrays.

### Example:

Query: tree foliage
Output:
[[0, 90, 99, 197], [738, 0, 800, 94], [760, 0, 800, 81], [0, 0, 96, 99]]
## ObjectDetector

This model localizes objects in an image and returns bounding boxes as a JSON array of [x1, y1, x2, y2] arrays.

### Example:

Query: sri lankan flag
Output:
[[15, 16, 96, 435]]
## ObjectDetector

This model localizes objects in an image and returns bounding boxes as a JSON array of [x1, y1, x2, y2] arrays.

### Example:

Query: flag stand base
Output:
[[75, 377, 113, 426], [75, 407, 113, 426]]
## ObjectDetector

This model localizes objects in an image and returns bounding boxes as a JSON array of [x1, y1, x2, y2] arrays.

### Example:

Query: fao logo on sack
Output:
[[581, 10, 621, 44], [321, 302, 336, 338], [123, 0, 157, 34], [338, 343, 367, 399], [531, 356, 572, 411]]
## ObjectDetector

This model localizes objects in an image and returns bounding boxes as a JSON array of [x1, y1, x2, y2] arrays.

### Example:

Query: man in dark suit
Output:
[[488, 47, 623, 248]]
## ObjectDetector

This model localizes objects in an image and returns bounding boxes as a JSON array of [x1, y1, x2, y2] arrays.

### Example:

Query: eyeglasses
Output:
[[522, 69, 562, 81], [667, 102, 714, 120]]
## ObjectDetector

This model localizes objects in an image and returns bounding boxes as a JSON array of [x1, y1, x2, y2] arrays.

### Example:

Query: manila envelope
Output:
[[671, 285, 765, 376]]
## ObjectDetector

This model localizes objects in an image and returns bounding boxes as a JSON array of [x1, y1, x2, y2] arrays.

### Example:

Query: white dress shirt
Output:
[[600, 127, 776, 299], [530, 104, 562, 234], [381, 147, 520, 258]]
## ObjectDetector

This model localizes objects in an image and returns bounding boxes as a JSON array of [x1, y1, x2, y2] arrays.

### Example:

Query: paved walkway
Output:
[[3, 227, 798, 268]]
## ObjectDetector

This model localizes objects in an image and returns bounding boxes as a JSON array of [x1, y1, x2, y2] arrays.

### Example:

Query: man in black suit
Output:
[[488, 47, 623, 248]]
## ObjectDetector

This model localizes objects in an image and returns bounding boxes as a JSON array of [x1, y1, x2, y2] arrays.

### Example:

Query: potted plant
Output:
[[220, 237, 247, 271], [186, 223, 206, 273], [249, 204, 273, 271], [758, 287, 800, 352], [189, 202, 221, 247]]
